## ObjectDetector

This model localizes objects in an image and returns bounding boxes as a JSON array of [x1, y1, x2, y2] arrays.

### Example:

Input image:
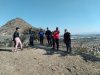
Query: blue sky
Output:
[[0, 0, 100, 34]]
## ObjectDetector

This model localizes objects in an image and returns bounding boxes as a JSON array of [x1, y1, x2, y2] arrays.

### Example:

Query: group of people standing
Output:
[[38, 27, 60, 50], [12, 27, 71, 54]]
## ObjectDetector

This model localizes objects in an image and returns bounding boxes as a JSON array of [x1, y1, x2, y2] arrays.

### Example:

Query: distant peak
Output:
[[15, 17, 24, 21]]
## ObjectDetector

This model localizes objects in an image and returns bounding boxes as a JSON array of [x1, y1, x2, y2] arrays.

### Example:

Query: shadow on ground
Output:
[[33, 44, 77, 56], [33, 44, 100, 62], [79, 53, 100, 62], [0, 47, 12, 52], [0, 44, 100, 62]]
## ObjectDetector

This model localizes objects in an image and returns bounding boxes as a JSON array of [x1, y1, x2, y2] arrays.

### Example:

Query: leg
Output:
[[56, 39, 59, 50], [30, 37, 33, 46], [67, 43, 72, 53], [53, 39, 55, 49], [15, 38, 19, 51], [48, 37, 51, 45], [67, 46, 69, 52], [47, 36, 49, 45], [29, 38, 31, 46], [32, 38, 34, 46], [40, 37, 44, 45], [66, 43, 68, 53], [14, 40, 16, 47], [40, 38, 42, 45], [42, 37, 44, 45], [49, 37, 52, 46], [19, 38, 23, 49], [69, 43, 72, 53]]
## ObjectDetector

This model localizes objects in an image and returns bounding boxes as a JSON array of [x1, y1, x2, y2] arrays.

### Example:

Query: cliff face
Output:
[[0, 18, 39, 47]]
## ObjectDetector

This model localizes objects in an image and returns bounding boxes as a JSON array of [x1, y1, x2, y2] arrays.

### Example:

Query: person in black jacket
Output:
[[13, 27, 20, 47], [12, 27, 23, 52], [29, 28, 34, 46], [45, 27, 52, 46], [63, 29, 71, 53]]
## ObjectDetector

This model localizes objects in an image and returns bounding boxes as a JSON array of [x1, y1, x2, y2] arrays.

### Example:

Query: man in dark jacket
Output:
[[45, 27, 52, 46], [29, 28, 34, 46], [63, 29, 71, 53]]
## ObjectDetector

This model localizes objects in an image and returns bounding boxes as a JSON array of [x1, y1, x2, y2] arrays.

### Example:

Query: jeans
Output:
[[53, 39, 59, 50], [47, 36, 52, 45], [66, 42, 71, 53], [40, 37, 44, 45], [29, 37, 34, 46]]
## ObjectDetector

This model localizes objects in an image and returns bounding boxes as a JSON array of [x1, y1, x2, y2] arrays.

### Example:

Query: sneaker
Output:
[[21, 48, 23, 51], [51, 48, 55, 49]]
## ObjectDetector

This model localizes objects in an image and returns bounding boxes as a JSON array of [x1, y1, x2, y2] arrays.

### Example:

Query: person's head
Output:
[[40, 28, 43, 31], [56, 27, 58, 31], [64, 29, 67, 33], [47, 27, 49, 30], [16, 27, 20, 31]]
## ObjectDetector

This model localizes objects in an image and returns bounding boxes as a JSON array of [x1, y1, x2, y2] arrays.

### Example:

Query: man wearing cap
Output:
[[29, 28, 34, 46], [45, 27, 52, 46]]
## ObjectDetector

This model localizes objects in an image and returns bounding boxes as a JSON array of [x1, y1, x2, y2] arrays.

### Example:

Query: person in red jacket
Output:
[[53, 27, 60, 50]]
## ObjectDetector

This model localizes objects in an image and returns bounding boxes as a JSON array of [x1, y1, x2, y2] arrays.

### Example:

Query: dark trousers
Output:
[[66, 42, 71, 53], [53, 39, 59, 50], [40, 37, 44, 45], [29, 37, 34, 46], [55, 39, 59, 50], [47, 36, 52, 45], [52, 38, 55, 49]]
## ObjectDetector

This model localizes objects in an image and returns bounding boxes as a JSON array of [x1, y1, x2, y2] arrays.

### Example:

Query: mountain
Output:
[[0, 18, 36, 36], [0, 18, 39, 47]]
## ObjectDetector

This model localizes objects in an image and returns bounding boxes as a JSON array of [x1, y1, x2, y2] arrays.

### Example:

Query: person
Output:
[[29, 28, 34, 46], [12, 27, 23, 52], [38, 29, 44, 45], [53, 27, 60, 50], [63, 29, 71, 53], [45, 27, 52, 46]]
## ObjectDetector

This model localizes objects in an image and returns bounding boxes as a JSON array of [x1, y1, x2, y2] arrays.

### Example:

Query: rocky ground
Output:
[[0, 45, 100, 75]]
